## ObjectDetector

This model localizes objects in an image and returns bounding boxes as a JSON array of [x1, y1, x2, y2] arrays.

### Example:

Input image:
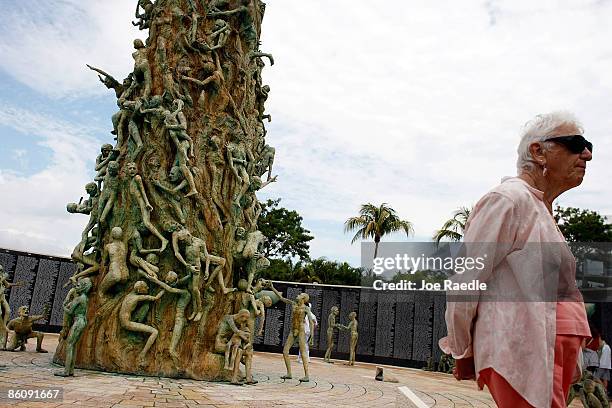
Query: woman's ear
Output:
[[529, 141, 546, 164]]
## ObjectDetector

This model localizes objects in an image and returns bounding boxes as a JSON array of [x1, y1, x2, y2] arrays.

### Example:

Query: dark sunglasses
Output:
[[544, 135, 592, 154]]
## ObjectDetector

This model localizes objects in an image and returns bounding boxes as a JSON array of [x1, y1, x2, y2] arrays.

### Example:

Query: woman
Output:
[[440, 111, 593, 407]]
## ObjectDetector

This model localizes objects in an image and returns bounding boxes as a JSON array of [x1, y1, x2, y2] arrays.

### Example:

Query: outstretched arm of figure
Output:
[[270, 286, 291, 305], [153, 180, 174, 194], [259, 176, 278, 189], [165, 123, 187, 132], [86, 64, 121, 88], [207, 7, 244, 17], [181, 75, 206, 87], [5, 280, 25, 289], [156, 179, 189, 195], [142, 290, 165, 302], [137, 271, 183, 294], [31, 313, 47, 323], [140, 107, 165, 115]]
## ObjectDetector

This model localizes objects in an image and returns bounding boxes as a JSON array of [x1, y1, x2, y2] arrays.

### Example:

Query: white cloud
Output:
[[0, 104, 100, 257], [0, 0, 142, 97], [1, 0, 612, 264]]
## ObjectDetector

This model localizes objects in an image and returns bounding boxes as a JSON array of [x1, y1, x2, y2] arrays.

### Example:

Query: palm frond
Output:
[[433, 205, 473, 243]]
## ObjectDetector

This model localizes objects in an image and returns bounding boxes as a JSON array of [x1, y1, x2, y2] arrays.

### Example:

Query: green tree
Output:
[[257, 199, 314, 261], [554, 205, 612, 288], [344, 203, 414, 259], [433, 206, 472, 244], [258, 257, 363, 286], [554, 205, 612, 242]]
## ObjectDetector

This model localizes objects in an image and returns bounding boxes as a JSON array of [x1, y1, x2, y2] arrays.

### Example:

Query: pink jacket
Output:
[[439, 177, 589, 408]]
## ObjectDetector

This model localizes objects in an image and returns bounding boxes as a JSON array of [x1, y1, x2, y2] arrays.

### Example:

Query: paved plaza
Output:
[[0, 334, 585, 407]]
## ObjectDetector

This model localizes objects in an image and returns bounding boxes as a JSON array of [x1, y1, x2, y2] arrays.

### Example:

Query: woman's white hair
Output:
[[516, 111, 584, 173]]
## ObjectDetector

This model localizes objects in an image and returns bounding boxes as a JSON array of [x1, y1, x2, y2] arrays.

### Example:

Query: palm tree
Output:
[[344, 203, 414, 259], [433, 206, 472, 244]]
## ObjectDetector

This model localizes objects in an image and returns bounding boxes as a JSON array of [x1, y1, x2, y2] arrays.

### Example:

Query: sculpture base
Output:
[[52, 293, 232, 381], [53, 343, 233, 381]]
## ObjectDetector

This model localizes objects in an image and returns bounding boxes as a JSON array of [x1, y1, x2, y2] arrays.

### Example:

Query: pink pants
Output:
[[479, 335, 582, 408]]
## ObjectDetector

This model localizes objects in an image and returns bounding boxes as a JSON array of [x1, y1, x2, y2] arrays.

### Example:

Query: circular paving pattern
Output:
[[0, 335, 552, 407]]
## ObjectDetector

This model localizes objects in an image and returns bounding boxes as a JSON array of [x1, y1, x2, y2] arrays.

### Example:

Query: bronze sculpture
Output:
[[323, 306, 340, 363], [271, 288, 313, 382], [55, 278, 93, 377], [338, 311, 358, 366], [55, 0, 277, 381], [6, 305, 50, 353]]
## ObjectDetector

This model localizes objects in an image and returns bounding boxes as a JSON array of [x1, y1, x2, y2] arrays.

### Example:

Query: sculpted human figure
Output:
[[86, 64, 128, 99], [127, 162, 168, 252], [271, 289, 313, 382], [208, 0, 258, 50], [568, 371, 609, 407], [6, 305, 50, 353], [132, 0, 154, 30], [153, 166, 188, 224], [131, 251, 159, 280], [198, 19, 230, 51], [141, 101, 198, 197], [114, 98, 144, 159], [55, 278, 92, 377], [67, 182, 99, 216], [232, 279, 271, 342], [243, 175, 276, 228], [132, 39, 152, 99], [226, 137, 252, 206], [173, 227, 228, 321], [119, 281, 165, 368], [256, 144, 275, 181], [130, 228, 161, 278], [206, 134, 228, 217], [94, 144, 118, 186], [324, 306, 340, 363], [67, 182, 100, 248], [70, 223, 100, 287], [214, 309, 255, 385], [256, 84, 270, 121], [338, 312, 359, 366], [98, 161, 120, 225], [252, 295, 271, 336], [99, 227, 130, 299], [233, 227, 267, 289], [0, 266, 23, 348], [139, 271, 191, 365], [181, 54, 245, 126]]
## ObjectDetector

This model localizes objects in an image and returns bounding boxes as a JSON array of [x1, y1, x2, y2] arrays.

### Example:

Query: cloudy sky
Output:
[[1, 0, 611, 266]]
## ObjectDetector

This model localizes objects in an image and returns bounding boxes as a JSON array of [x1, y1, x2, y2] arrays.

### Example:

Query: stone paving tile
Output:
[[0, 334, 589, 408]]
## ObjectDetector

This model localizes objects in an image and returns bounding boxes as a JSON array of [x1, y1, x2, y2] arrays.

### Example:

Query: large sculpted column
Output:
[[54, 0, 276, 380]]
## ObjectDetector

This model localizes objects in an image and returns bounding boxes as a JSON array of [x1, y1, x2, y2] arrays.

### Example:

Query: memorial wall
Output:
[[0, 247, 449, 368]]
